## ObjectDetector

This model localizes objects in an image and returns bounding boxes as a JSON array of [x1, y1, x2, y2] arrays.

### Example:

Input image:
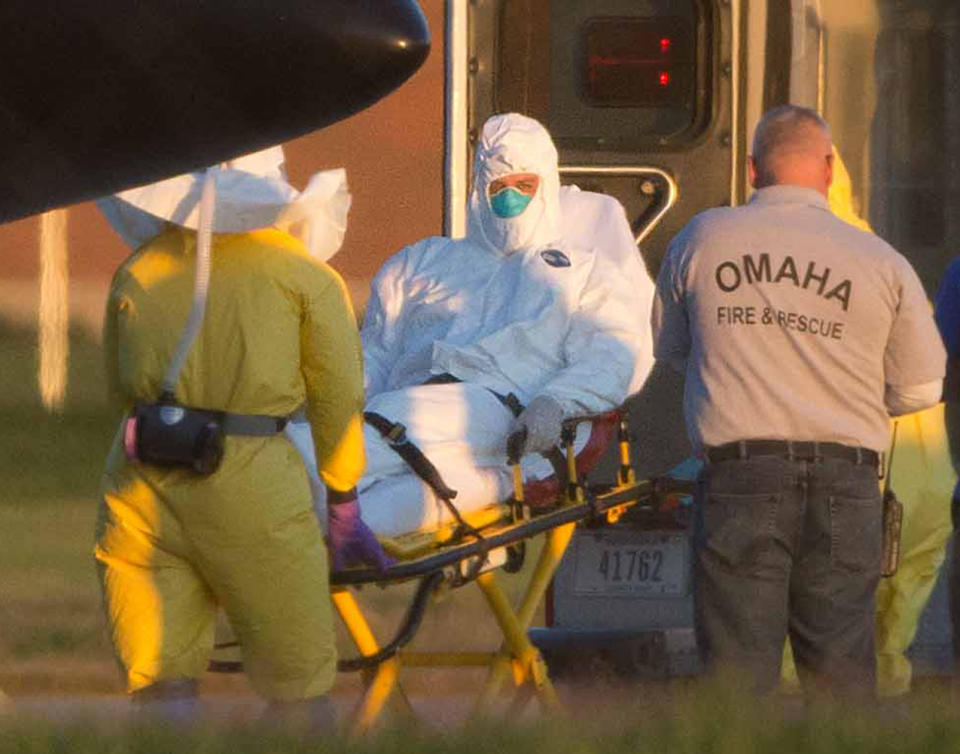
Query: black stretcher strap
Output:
[[336, 571, 444, 672], [209, 571, 445, 675], [364, 411, 487, 554], [423, 372, 524, 418], [364, 412, 459, 500]]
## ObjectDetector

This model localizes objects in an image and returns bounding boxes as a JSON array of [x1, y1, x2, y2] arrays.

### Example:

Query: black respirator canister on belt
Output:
[[124, 393, 225, 476]]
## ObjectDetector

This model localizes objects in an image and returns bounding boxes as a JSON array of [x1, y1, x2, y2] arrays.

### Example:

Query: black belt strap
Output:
[[706, 439, 880, 468], [221, 412, 289, 437]]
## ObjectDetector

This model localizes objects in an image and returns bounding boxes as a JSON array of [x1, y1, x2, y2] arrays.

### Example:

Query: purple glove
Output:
[[326, 496, 394, 573]]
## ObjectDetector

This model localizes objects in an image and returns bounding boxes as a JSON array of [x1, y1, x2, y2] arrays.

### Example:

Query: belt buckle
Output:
[[812, 441, 822, 464], [387, 422, 408, 446]]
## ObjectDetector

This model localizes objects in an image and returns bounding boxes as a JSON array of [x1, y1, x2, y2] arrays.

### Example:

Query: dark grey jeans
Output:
[[694, 454, 883, 696]]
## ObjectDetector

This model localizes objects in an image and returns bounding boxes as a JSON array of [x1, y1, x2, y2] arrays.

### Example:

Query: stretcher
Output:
[[209, 408, 693, 734]]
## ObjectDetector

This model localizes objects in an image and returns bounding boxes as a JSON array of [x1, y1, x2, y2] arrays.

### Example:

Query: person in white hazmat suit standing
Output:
[[289, 113, 655, 540]]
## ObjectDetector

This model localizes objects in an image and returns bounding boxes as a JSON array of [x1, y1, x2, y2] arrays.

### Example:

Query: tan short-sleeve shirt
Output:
[[653, 185, 945, 453]]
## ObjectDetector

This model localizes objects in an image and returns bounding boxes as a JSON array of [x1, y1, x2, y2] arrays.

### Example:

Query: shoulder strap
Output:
[[159, 167, 217, 400]]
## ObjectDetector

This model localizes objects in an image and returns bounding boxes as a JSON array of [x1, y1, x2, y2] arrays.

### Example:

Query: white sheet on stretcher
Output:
[[287, 382, 589, 537]]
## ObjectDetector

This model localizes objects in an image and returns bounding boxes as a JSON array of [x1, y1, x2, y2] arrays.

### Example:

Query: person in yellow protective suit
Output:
[[94, 147, 383, 723], [779, 146, 955, 695]]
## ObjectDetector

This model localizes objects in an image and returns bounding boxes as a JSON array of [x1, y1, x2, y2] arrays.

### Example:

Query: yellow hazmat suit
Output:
[[96, 225, 365, 699], [874, 408, 954, 693], [780, 147, 954, 695]]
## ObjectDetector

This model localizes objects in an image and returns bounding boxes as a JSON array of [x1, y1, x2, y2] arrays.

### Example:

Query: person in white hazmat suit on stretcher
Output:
[[289, 112, 656, 543]]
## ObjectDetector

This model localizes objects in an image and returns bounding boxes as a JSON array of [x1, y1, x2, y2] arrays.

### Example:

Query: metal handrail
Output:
[[559, 165, 679, 246]]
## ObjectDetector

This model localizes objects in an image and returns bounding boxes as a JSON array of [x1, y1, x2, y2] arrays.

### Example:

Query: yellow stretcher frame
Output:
[[330, 522, 574, 734], [210, 412, 690, 736], [327, 412, 691, 735]]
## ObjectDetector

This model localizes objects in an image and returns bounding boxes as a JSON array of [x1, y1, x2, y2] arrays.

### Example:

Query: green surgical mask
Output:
[[489, 187, 533, 218]]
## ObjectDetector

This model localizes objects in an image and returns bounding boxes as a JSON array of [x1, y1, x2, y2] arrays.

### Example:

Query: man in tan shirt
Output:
[[653, 105, 945, 695]]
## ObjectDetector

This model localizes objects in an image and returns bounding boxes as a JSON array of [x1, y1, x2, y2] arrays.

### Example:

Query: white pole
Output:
[[444, 0, 469, 238], [38, 209, 69, 412]]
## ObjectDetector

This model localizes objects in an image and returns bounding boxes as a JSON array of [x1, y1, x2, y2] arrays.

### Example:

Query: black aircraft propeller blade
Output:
[[0, 0, 430, 223]]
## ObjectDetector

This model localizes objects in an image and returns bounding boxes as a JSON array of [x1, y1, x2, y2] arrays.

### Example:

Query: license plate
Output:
[[571, 530, 688, 597]]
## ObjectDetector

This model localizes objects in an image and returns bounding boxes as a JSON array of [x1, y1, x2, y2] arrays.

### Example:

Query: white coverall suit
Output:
[[291, 113, 656, 537]]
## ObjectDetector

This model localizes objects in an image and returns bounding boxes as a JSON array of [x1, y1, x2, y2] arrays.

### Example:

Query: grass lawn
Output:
[[0, 323, 118, 504], [5, 687, 960, 752], [0, 324, 119, 692]]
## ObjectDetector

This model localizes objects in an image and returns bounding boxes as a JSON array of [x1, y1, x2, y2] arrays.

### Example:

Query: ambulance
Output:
[[442, 0, 959, 682]]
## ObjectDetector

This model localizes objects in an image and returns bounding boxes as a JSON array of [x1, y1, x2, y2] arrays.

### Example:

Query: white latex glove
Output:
[[509, 394, 565, 455]]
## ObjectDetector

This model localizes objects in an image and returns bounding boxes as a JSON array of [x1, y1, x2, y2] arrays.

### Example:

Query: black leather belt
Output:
[[706, 439, 880, 468], [423, 373, 524, 418]]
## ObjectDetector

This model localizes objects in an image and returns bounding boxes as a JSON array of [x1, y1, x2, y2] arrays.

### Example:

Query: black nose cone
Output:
[[0, 0, 431, 223]]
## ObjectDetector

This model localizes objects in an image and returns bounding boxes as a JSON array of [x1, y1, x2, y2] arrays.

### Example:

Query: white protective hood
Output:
[[466, 113, 561, 255], [97, 146, 351, 262]]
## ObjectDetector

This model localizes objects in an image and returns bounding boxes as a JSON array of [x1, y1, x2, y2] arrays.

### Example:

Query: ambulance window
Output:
[[496, 0, 711, 149], [582, 18, 694, 109]]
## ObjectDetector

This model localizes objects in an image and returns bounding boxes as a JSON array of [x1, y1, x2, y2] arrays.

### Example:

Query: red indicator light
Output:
[[660, 37, 671, 53], [659, 71, 670, 87]]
